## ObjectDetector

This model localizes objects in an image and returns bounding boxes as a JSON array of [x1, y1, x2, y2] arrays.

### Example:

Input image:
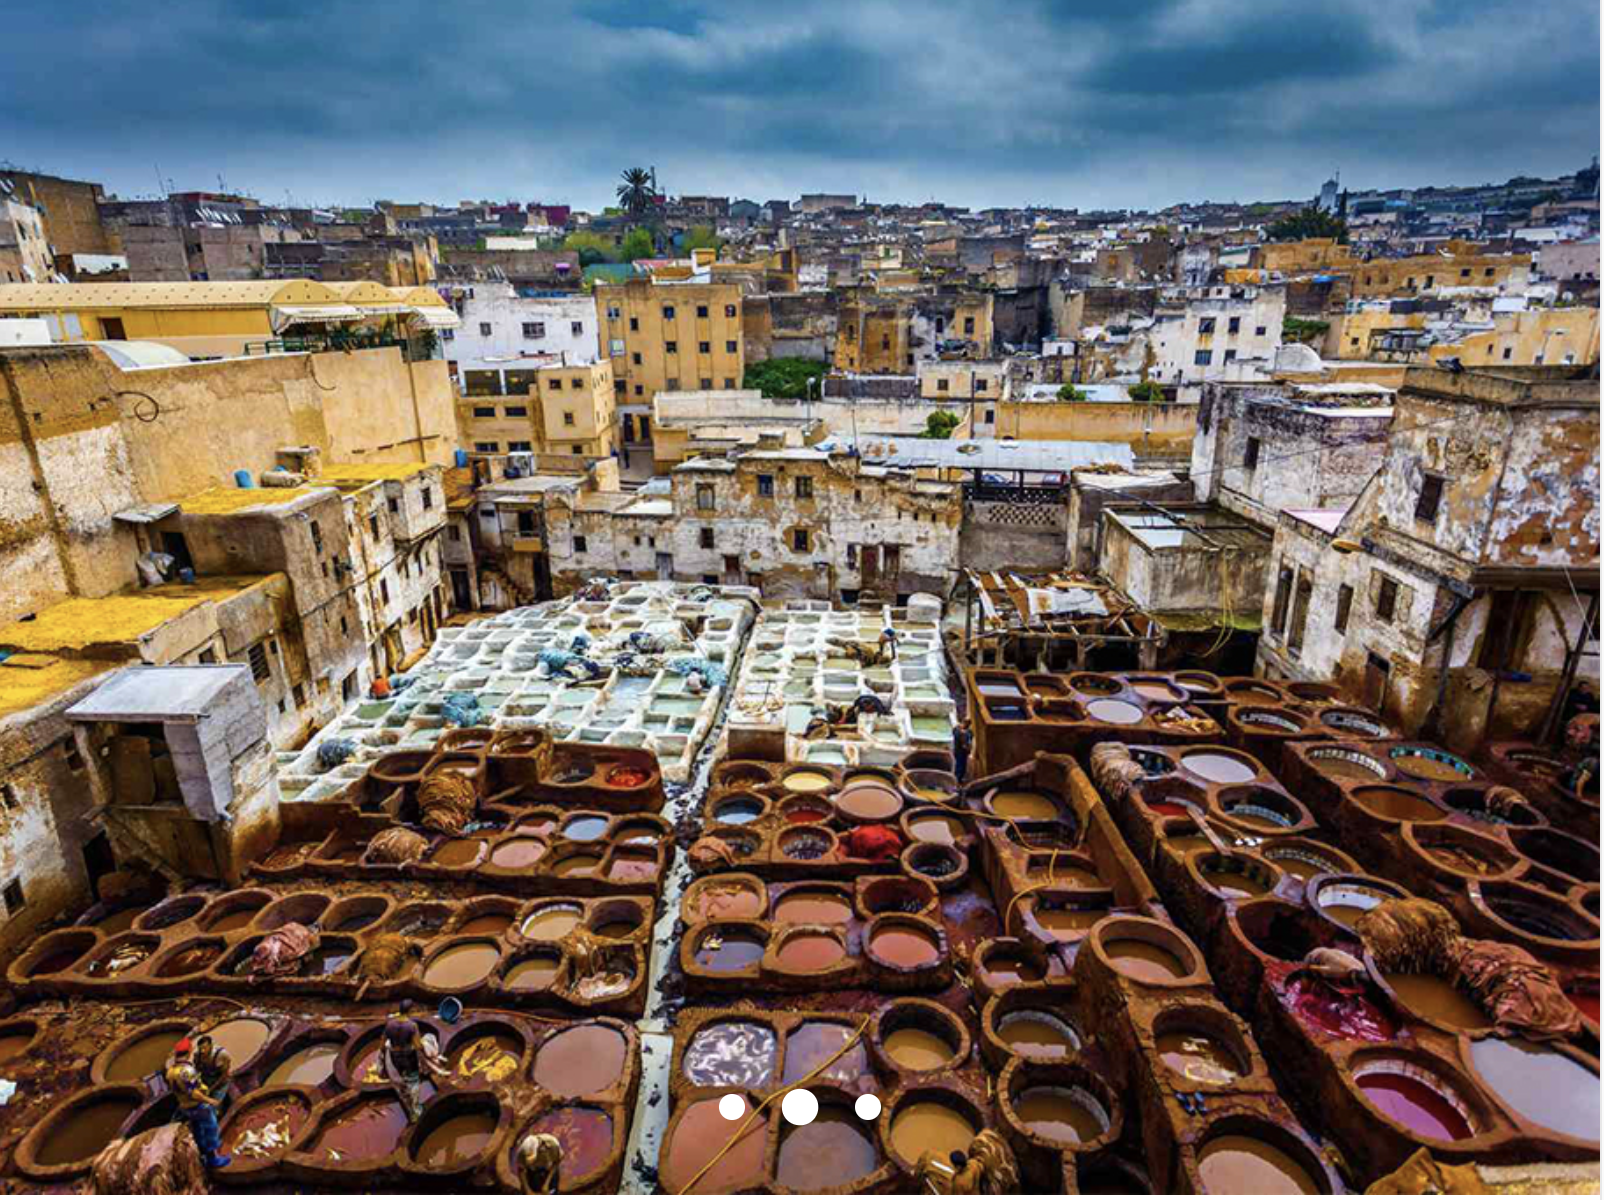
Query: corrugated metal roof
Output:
[[827, 437, 1135, 473], [0, 280, 342, 311]]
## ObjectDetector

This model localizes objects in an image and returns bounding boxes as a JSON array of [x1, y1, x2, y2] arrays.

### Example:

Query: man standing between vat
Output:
[[164, 1037, 231, 1171]]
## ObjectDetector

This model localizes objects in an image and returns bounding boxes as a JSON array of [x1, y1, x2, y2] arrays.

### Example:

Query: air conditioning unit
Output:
[[508, 451, 535, 476]]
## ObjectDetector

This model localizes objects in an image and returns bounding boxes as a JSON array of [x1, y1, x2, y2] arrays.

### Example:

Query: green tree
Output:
[[1282, 316, 1330, 346], [618, 227, 656, 262], [1265, 206, 1349, 243], [682, 225, 723, 254], [1127, 381, 1165, 404], [616, 167, 658, 218], [1056, 383, 1089, 402], [562, 230, 618, 265], [921, 410, 961, 439], [742, 357, 827, 399]]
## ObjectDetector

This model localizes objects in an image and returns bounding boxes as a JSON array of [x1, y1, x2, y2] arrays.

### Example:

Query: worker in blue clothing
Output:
[[165, 1038, 231, 1170]]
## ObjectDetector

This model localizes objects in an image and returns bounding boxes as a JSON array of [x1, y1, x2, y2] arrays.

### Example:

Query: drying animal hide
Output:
[[417, 770, 477, 834], [367, 826, 429, 865], [91, 1122, 207, 1195], [1088, 742, 1145, 802], [1453, 938, 1582, 1040], [245, 922, 315, 976], [1353, 898, 1460, 973]]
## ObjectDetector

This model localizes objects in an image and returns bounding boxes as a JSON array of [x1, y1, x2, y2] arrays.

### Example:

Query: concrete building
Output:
[[0, 170, 118, 263], [0, 200, 52, 284], [458, 359, 617, 460], [1255, 366, 1599, 749], [1148, 285, 1286, 384], [443, 283, 600, 390]]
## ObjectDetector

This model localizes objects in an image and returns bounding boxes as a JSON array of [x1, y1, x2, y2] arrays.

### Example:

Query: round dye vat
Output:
[[1157, 1030, 1242, 1085], [299, 939, 355, 977], [782, 801, 830, 825], [1382, 973, 1487, 1031], [776, 931, 846, 971], [908, 813, 963, 845], [551, 854, 603, 877], [1013, 1085, 1108, 1144], [0, 1026, 33, 1064], [1392, 748, 1473, 783], [452, 1033, 522, 1085], [1200, 863, 1271, 899], [782, 769, 834, 793], [416, 1110, 496, 1168], [693, 931, 766, 972], [430, 839, 486, 867], [36, 1096, 138, 1166], [1131, 680, 1186, 703], [534, 1025, 626, 1097], [265, 1043, 340, 1088], [207, 1017, 271, 1068], [684, 1022, 776, 1088], [1308, 750, 1387, 781], [884, 1026, 956, 1071], [712, 796, 764, 825], [96, 908, 140, 936], [1355, 1068, 1472, 1141], [594, 920, 638, 939], [422, 941, 500, 990], [660, 1097, 766, 1195], [1352, 786, 1440, 823], [982, 954, 1044, 986], [489, 838, 546, 869], [1263, 846, 1345, 883], [996, 1011, 1079, 1059], [890, 1101, 976, 1167], [870, 925, 940, 969], [1314, 881, 1397, 930], [1086, 698, 1143, 725], [1469, 1037, 1601, 1142], [782, 1022, 867, 1085], [1033, 904, 1109, 939], [87, 940, 154, 977], [607, 854, 657, 882], [686, 882, 764, 922], [777, 1105, 878, 1190], [504, 953, 563, 992], [837, 782, 902, 821], [458, 912, 513, 936], [309, 1096, 407, 1163], [104, 1029, 183, 1082], [1164, 833, 1215, 857], [222, 1094, 309, 1161], [560, 815, 610, 842], [1181, 752, 1257, 785], [774, 890, 852, 925], [991, 790, 1059, 820], [1102, 938, 1187, 983], [521, 905, 583, 939], [1196, 1134, 1319, 1195], [525, 1107, 613, 1188]]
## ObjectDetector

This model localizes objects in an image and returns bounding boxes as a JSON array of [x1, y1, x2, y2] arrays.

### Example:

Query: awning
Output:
[[271, 304, 365, 331], [114, 503, 180, 525], [409, 306, 461, 330], [352, 303, 413, 317]]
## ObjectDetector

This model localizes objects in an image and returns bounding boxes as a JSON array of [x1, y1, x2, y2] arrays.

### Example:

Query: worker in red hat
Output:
[[164, 1038, 230, 1171]]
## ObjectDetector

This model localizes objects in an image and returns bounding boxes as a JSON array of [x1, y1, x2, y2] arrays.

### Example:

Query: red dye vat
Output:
[[606, 765, 650, 789], [1147, 801, 1188, 818], [841, 825, 904, 862], [1359, 1072, 1472, 1141], [785, 804, 829, 825], [1282, 971, 1397, 1042], [1568, 992, 1600, 1025]]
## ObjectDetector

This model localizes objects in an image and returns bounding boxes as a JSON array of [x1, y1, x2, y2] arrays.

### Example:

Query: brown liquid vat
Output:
[[1346, 783, 1444, 826], [1398, 822, 1523, 885], [149, 936, 226, 981], [1259, 838, 1360, 887], [323, 894, 394, 934], [775, 1087, 884, 1191], [999, 1059, 1120, 1152], [80, 934, 160, 979], [1466, 879, 1601, 965], [901, 840, 968, 890], [11, 929, 98, 983], [417, 938, 503, 994], [92, 1019, 188, 1084], [659, 1092, 768, 1194], [1151, 1003, 1256, 1089], [1464, 1035, 1602, 1147], [134, 893, 206, 931], [864, 914, 948, 982], [258, 892, 331, 931], [970, 936, 1050, 998], [1189, 851, 1284, 902], [873, 997, 969, 1074], [496, 1105, 619, 1193], [683, 921, 768, 978], [286, 1088, 411, 1176], [14, 1083, 143, 1181], [981, 990, 1084, 1070], [1179, 747, 1263, 786], [0, 1018, 39, 1069], [400, 1091, 508, 1177], [679, 873, 768, 924], [532, 1021, 630, 1097], [858, 874, 939, 920], [1507, 826, 1601, 887], [1185, 1113, 1333, 1195], [769, 926, 850, 975], [199, 889, 272, 934], [1087, 915, 1208, 988], [262, 1035, 348, 1089], [1210, 783, 1314, 835], [215, 1085, 317, 1176], [881, 1084, 986, 1175], [772, 883, 853, 926], [1309, 874, 1410, 933], [338, 1018, 444, 1091]]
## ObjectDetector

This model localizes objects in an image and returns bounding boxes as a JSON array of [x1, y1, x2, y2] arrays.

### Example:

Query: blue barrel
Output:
[[454, 449, 469, 467], [233, 469, 254, 488]]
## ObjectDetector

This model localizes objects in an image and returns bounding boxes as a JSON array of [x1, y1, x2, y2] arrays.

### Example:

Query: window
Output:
[[662, 305, 676, 319], [448, 525, 461, 543], [634, 385, 643, 395], [571, 446, 582, 454], [549, 377, 562, 390], [1424, 275, 1434, 290], [632, 352, 642, 365], [504, 405, 528, 417], [310, 520, 323, 552], [0, 785, 14, 812], [1484, 267, 1494, 277], [522, 321, 545, 339], [666, 377, 680, 390], [665, 341, 678, 354], [292, 683, 307, 709], [723, 377, 735, 388], [1194, 350, 1212, 366], [380, 579, 390, 604], [937, 379, 949, 392], [478, 322, 492, 336], [629, 316, 639, 331], [881, 336, 890, 350], [422, 487, 433, 509], [516, 510, 535, 535], [792, 528, 810, 552], [725, 304, 737, 318], [696, 304, 708, 318], [1227, 316, 1241, 334], [473, 405, 495, 417], [795, 476, 813, 500], [698, 341, 710, 353], [1198, 317, 1216, 334], [607, 305, 621, 320], [699, 526, 715, 549], [1271, 565, 1293, 635], [2, 879, 24, 916], [1289, 573, 1313, 652], [574, 535, 588, 553], [563, 411, 575, 426], [976, 378, 987, 392], [702, 574, 718, 585], [1244, 436, 1261, 470], [696, 483, 715, 511], [1502, 347, 1513, 360], [1223, 349, 1237, 363], [474, 441, 500, 452], [388, 497, 400, 514], [846, 543, 859, 567], [441, 330, 454, 342], [1254, 325, 1266, 336], [757, 474, 774, 497], [1460, 268, 1471, 278], [984, 408, 995, 424], [1415, 474, 1444, 522], [615, 379, 625, 393], [725, 340, 737, 353], [369, 515, 380, 539], [963, 317, 974, 334], [248, 642, 271, 683], [699, 377, 712, 389], [1335, 583, 1353, 633], [1376, 575, 1398, 622], [571, 321, 584, 336]]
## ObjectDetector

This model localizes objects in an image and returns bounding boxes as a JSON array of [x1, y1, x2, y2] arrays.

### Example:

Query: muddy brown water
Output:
[[416, 1111, 496, 1168], [777, 1105, 878, 1189], [222, 1096, 308, 1159], [594, 920, 637, 939], [310, 1097, 407, 1162], [1393, 751, 1472, 783], [982, 954, 1044, 985], [1013, 1085, 1107, 1144], [884, 1025, 954, 1070], [781, 769, 833, 793], [1157, 1030, 1242, 1085], [890, 1100, 976, 1166], [526, 1106, 613, 1187], [870, 926, 940, 968], [774, 891, 852, 925], [105, 1029, 183, 1081], [1320, 902, 1373, 930], [837, 782, 902, 821], [608, 854, 658, 882], [96, 909, 140, 936], [431, 839, 485, 867], [991, 790, 1059, 819], [782, 1021, 867, 1085], [1132, 681, 1186, 702], [1196, 1134, 1319, 1194], [458, 912, 513, 936], [687, 882, 765, 921], [1182, 752, 1257, 784], [37, 1096, 138, 1165], [505, 953, 563, 992], [265, 1043, 341, 1087], [776, 932, 845, 971], [422, 942, 500, 989], [1353, 787, 1440, 822], [521, 905, 583, 939], [996, 1011, 1079, 1058], [207, 1017, 271, 1067], [1383, 973, 1488, 1031], [490, 838, 546, 869], [1202, 867, 1270, 899], [660, 1097, 766, 1194], [1034, 905, 1109, 938], [1470, 1037, 1601, 1141], [1312, 754, 1386, 780], [694, 932, 766, 972], [552, 854, 603, 877], [533, 1025, 626, 1096], [1102, 938, 1187, 982]]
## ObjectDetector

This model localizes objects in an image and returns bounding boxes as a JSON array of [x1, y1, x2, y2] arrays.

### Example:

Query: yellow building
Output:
[[458, 359, 617, 459], [1259, 238, 1529, 296], [595, 277, 745, 445], [1336, 304, 1600, 366]]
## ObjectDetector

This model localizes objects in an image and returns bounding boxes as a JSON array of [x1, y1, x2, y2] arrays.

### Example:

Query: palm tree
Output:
[[616, 168, 657, 218]]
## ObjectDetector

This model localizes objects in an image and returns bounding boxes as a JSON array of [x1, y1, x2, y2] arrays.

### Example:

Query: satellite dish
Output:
[[0, 178, 14, 197]]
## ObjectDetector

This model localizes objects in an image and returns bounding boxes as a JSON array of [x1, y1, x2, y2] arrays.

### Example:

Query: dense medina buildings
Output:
[[0, 163, 1595, 1193]]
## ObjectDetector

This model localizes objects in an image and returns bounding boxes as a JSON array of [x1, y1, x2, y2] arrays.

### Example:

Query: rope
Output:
[[675, 1015, 873, 1195]]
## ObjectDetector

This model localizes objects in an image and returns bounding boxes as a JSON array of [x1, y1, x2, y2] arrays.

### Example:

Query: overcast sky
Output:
[[4, 0, 1598, 212]]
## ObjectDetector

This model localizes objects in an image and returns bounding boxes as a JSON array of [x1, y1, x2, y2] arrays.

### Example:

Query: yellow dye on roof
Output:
[[0, 578, 265, 654], [0, 656, 114, 720], [178, 485, 324, 515], [316, 462, 430, 484]]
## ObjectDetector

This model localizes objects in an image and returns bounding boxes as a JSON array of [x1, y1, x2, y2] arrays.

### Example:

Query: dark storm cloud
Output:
[[0, 0, 1595, 210]]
